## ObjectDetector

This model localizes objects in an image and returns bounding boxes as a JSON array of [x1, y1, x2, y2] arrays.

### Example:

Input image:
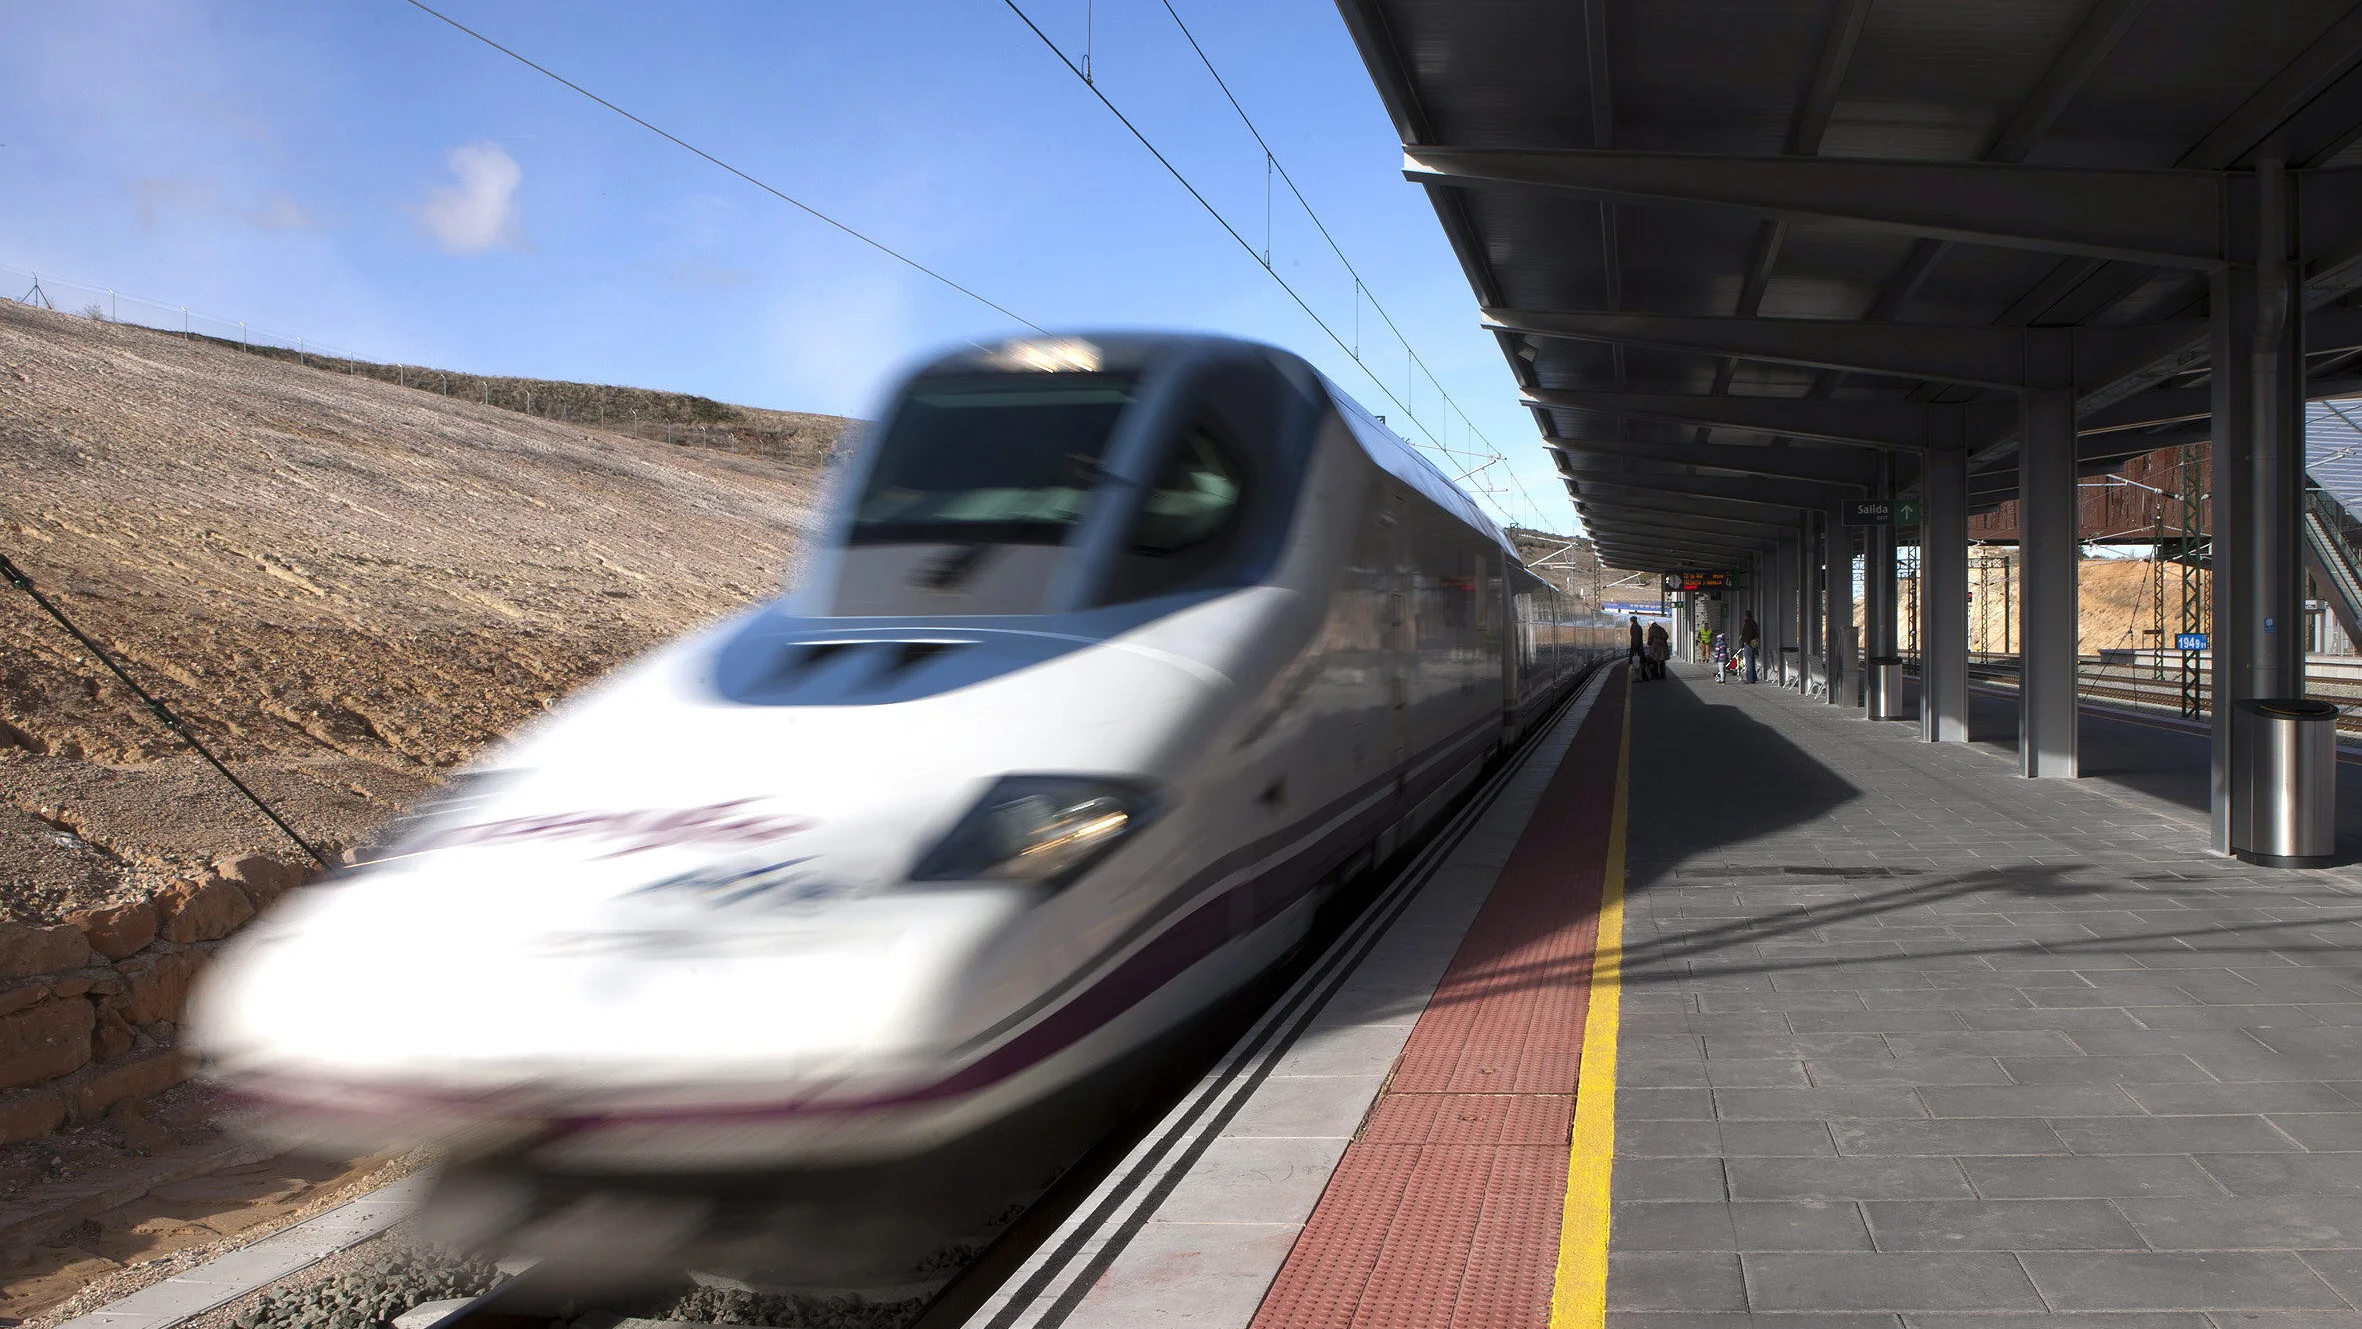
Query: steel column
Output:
[[2020, 337, 2081, 778], [1797, 515, 1816, 692], [1776, 528, 1800, 687], [2222, 156, 2323, 863], [2211, 261, 2255, 851], [1922, 447, 1971, 742], [2249, 159, 2306, 710], [1827, 509, 1857, 706], [1868, 452, 1900, 708]]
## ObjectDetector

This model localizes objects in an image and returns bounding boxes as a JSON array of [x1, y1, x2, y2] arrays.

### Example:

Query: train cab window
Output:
[[1088, 355, 1320, 608], [1130, 425, 1241, 555], [852, 372, 1138, 546]]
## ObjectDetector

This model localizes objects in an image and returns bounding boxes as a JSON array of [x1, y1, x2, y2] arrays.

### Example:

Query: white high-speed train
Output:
[[190, 333, 1615, 1282]]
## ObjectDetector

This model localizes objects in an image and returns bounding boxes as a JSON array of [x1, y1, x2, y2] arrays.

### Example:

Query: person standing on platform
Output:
[[1740, 610, 1761, 684], [1697, 618, 1714, 665], [1646, 620, 1670, 681], [1628, 615, 1647, 679]]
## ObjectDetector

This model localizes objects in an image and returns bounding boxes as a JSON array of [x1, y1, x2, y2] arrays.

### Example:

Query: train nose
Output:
[[190, 877, 1024, 1129]]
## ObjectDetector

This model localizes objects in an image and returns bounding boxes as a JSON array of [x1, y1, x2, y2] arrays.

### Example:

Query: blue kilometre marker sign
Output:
[[2176, 632, 2209, 651]]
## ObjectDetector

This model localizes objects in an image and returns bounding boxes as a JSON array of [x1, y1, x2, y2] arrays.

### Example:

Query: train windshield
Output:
[[852, 372, 1140, 546]]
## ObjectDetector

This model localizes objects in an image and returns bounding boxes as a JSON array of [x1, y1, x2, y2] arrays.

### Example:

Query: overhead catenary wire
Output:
[[1150, 0, 1550, 527], [999, 0, 1549, 530], [0, 551, 328, 868], [399, 0, 1043, 334], [402, 0, 1553, 530]]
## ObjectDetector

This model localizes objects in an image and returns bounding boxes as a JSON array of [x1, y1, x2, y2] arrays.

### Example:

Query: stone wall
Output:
[[0, 853, 302, 1144]]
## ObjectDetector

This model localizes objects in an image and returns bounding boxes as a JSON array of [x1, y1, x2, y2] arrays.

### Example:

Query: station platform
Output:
[[967, 660, 2362, 1327]]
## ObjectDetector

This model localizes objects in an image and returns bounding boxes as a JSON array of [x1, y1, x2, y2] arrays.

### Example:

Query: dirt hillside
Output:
[[0, 301, 846, 924], [1895, 554, 2211, 655]]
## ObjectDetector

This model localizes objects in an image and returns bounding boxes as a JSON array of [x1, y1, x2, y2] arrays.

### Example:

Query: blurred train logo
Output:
[[417, 799, 815, 859], [620, 855, 842, 911]]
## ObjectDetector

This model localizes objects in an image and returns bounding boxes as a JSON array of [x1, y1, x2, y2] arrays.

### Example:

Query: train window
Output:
[[851, 372, 1139, 546], [1129, 425, 1240, 555], [1090, 355, 1320, 607]]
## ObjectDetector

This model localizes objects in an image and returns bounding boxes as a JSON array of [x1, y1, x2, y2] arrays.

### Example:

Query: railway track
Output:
[[1958, 654, 2362, 737], [372, 666, 1611, 1329]]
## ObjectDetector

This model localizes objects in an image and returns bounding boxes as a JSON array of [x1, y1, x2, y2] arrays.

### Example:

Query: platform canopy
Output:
[[1336, 0, 2362, 573]]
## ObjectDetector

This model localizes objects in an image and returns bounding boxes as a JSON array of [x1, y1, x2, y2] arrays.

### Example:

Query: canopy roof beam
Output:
[[1530, 386, 1999, 450], [1546, 433, 1880, 485], [1412, 148, 2362, 270], [1492, 309, 2210, 391], [1564, 460, 1861, 509]]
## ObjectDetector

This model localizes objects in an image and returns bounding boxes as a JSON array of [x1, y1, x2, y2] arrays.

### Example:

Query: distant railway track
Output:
[[1956, 653, 2362, 738]]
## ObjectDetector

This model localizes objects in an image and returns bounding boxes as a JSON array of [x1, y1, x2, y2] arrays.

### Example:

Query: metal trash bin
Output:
[[1864, 655, 1909, 720], [2232, 697, 2339, 868]]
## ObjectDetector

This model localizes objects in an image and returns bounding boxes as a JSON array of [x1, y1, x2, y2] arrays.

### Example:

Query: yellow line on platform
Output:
[[1550, 675, 1631, 1328]]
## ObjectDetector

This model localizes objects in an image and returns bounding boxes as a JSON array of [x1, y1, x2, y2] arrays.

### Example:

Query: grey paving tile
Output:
[[2195, 1153, 2362, 1195], [2269, 1114, 2362, 1151], [1613, 1200, 1873, 1252], [1728, 1199, 1876, 1251], [1788, 1011, 1973, 1033], [1705, 1059, 1816, 1088], [1805, 1057, 2015, 1087], [2125, 1083, 2361, 1115], [1861, 988, 2037, 1010], [1624, 1087, 1718, 1120], [2050, 1115, 2304, 1155], [1957, 1006, 2147, 1030], [1614, 1157, 1731, 1202], [1999, 1054, 2217, 1084], [1607, 1251, 1749, 1312], [1724, 1157, 1974, 1202], [2019, 1251, 2347, 1310], [1696, 992, 1873, 1013], [1621, 1119, 1727, 1157], [2299, 1248, 2362, 1304], [1613, 1200, 1741, 1251], [1717, 1122, 1840, 1156], [1713, 1087, 1929, 1120], [2118, 1196, 2362, 1250], [2186, 1051, 2362, 1083], [1962, 1154, 2231, 1199], [1919, 1085, 2148, 1117], [2129, 1004, 2326, 1029], [2069, 1029, 2283, 1057], [1898, 1316, 2208, 1329], [1829, 1118, 2067, 1157], [1880, 1030, 2084, 1056], [1705, 1033, 1895, 1059], [1741, 1252, 2044, 1311], [1862, 1198, 2145, 1251]]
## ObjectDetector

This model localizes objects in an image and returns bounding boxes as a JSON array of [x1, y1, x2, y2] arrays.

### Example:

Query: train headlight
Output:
[[910, 776, 1161, 890]]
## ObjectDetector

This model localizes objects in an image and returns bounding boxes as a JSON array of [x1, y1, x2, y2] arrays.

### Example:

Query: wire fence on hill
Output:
[[5, 263, 373, 363]]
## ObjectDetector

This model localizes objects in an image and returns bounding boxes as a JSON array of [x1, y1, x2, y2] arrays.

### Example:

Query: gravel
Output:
[[226, 1246, 501, 1329], [627, 1285, 931, 1329]]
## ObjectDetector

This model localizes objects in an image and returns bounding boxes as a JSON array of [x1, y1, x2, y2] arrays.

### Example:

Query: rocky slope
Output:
[[0, 300, 844, 924]]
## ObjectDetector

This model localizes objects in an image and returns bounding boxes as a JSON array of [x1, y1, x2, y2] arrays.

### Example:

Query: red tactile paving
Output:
[[1251, 668, 1626, 1329]]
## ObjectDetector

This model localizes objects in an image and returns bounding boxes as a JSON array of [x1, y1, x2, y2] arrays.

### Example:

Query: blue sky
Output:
[[4, 1, 1573, 531]]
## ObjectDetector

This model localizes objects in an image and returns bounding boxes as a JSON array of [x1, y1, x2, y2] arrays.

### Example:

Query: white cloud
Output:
[[412, 142, 523, 254]]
